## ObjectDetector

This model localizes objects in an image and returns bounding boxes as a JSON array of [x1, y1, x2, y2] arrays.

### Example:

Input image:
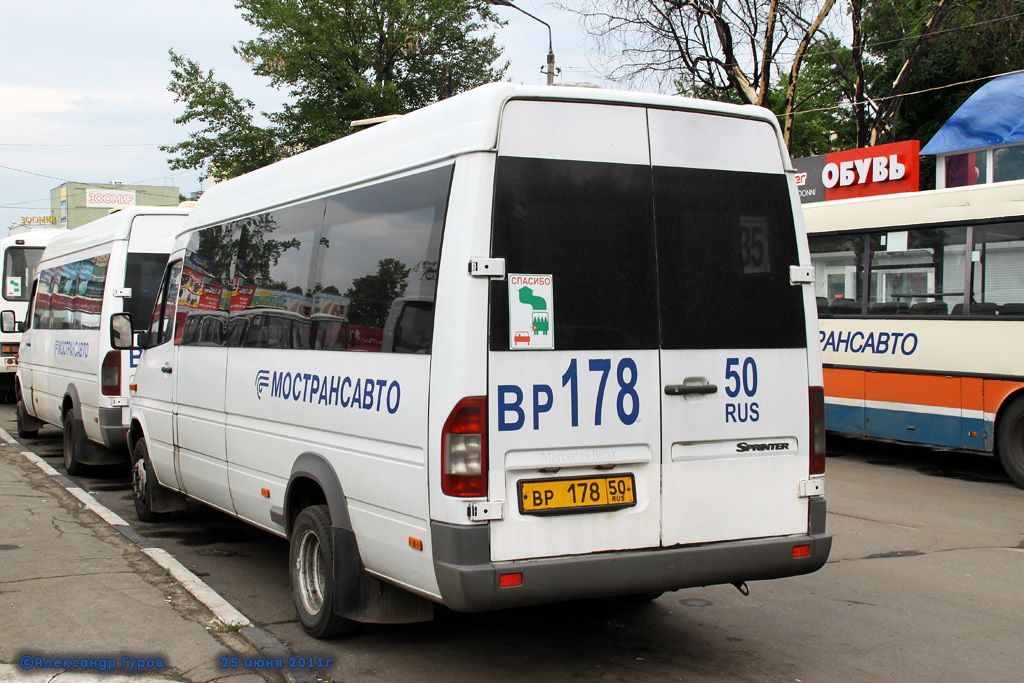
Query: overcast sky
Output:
[[0, 0, 616, 235]]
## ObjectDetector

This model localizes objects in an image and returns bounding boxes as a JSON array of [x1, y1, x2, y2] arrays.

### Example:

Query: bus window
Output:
[[810, 234, 866, 315], [868, 227, 967, 315], [972, 222, 1024, 314]]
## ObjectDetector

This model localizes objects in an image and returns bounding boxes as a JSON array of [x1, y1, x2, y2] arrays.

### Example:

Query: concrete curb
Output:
[[0, 427, 318, 683]]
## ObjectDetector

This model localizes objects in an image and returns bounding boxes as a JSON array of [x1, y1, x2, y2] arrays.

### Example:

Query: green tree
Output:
[[860, 0, 1024, 147], [163, 0, 507, 180]]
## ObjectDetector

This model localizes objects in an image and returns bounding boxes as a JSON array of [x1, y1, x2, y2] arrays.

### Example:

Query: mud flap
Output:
[[332, 527, 434, 624]]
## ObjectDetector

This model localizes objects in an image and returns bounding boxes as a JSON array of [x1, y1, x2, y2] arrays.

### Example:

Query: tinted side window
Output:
[[490, 157, 659, 351], [34, 268, 55, 329], [178, 226, 236, 346], [232, 201, 325, 349], [149, 262, 182, 345], [316, 166, 451, 353], [37, 255, 109, 331], [654, 168, 805, 349]]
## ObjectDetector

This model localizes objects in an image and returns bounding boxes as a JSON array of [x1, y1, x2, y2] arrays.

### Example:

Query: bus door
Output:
[[649, 109, 812, 546], [486, 101, 662, 562], [486, 102, 813, 563]]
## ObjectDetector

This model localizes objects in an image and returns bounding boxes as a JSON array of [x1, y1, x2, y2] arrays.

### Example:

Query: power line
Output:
[[792, 10, 1024, 62], [0, 143, 165, 147], [0, 164, 67, 182], [788, 67, 1024, 117]]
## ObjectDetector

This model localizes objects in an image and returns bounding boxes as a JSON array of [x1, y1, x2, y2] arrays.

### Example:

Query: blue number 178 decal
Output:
[[498, 357, 639, 431]]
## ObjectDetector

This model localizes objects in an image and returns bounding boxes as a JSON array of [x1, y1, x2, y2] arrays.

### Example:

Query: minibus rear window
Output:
[[490, 157, 660, 351], [491, 160, 804, 351], [654, 167, 806, 349]]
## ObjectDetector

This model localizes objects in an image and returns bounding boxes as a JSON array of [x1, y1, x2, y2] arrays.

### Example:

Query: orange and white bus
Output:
[[805, 179, 1024, 488]]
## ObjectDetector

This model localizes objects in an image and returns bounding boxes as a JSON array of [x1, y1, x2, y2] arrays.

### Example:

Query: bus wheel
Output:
[[290, 505, 357, 639], [132, 439, 163, 523], [996, 399, 1024, 489], [62, 410, 88, 476], [16, 399, 38, 439]]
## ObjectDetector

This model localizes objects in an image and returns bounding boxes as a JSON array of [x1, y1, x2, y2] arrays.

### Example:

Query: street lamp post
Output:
[[488, 0, 557, 86]]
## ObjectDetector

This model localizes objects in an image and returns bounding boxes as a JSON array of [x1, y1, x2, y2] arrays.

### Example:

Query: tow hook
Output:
[[732, 581, 750, 596]]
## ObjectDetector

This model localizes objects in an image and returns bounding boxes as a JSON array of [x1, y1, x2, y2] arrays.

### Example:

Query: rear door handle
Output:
[[664, 384, 718, 396], [161, 365, 173, 374]]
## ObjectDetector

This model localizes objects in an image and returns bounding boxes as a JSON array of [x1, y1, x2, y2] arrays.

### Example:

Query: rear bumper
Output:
[[432, 499, 831, 612], [97, 406, 128, 453]]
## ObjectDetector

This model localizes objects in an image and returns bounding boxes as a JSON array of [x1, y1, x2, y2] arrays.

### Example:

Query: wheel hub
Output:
[[296, 529, 325, 614], [133, 459, 147, 501]]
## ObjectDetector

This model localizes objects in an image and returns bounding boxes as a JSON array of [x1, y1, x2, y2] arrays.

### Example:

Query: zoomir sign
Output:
[[255, 369, 401, 413]]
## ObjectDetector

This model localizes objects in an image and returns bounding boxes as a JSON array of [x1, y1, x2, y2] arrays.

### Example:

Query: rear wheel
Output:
[[131, 439, 164, 523], [16, 398, 38, 439], [996, 398, 1024, 489], [290, 505, 357, 639], [62, 411, 87, 476]]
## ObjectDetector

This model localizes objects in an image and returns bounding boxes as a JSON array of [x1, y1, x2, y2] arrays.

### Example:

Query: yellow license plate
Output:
[[518, 474, 636, 516]]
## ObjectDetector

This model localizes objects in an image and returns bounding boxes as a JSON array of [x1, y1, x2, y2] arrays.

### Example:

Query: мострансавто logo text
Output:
[[254, 369, 400, 413]]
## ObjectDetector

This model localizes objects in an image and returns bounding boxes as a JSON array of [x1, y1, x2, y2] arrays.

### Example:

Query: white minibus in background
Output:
[[3, 207, 188, 474], [114, 83, 830, 638], [0, 228, 65, 402], [806, 179, 1024, 488]]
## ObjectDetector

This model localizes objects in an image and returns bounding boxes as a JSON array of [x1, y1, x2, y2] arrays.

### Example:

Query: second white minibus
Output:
[[114, 83, 830, 638], [6, 207, 188, 474]]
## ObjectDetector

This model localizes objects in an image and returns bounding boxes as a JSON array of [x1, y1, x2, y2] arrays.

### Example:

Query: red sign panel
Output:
[[821, 140, 920, 201]]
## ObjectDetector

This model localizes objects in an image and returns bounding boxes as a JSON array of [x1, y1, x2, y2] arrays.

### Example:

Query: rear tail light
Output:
[[101, 351, 121, 396], [809, 386, 826, 475], [1, 343, 18, 355], [441, 396, 487, 497]]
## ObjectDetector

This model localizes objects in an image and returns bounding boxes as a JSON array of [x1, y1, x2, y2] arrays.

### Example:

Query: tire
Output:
[[290, 505, 357, 639], [996, 398, 1024, 489], [16, 399, 38, 439], [62, 411, 87, 477], [131, 439, 164, 523]]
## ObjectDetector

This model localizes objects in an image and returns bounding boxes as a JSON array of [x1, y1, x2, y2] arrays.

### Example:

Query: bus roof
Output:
[[39, 207, 190, 263], [185, 82, 788, 233], [803, 178, 1024, 234], [0, 228, 66, 249]]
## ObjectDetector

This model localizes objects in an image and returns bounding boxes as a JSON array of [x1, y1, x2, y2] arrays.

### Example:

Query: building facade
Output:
[[49, 182, 180, 230]]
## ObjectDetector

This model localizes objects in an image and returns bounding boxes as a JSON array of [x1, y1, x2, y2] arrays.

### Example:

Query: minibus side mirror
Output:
[[109, 313, 135, 350], [0, 310, 22, 334]]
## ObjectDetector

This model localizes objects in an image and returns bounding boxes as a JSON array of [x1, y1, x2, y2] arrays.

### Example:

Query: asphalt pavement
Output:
[[0, 430, 295, 683]]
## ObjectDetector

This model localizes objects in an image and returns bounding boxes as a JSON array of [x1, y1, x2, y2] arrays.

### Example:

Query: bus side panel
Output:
[[864, 372, 963, 447], [961, 377, 986, 450], [224, 351, 436, 595], [823, 367, 866, 435]]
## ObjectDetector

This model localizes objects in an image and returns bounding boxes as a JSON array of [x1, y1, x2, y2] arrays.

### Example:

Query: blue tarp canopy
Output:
[[921, 71, 1024, 155]]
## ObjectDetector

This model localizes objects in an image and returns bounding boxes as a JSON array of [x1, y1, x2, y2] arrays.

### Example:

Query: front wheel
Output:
[[996, 398, 1024, 489], [131, 439, 164, 523], [290, 505, 357, 639]]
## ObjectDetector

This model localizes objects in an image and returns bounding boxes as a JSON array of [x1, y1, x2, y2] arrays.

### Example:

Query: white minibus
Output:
[[4, 207, 188, 474], [113, 83, 830, 638], [0, 228, 65, 402]]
